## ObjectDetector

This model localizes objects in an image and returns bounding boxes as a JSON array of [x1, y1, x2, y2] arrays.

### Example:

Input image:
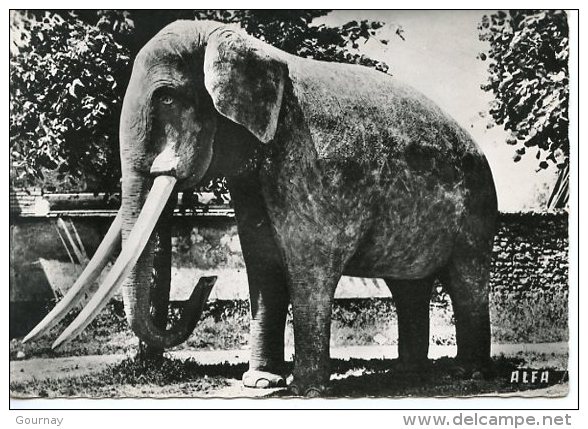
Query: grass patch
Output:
[[10, 353, 568, 398], [490, 288, 568, 344], [10, 357, 238, 398], [11, 286, 568, 362]]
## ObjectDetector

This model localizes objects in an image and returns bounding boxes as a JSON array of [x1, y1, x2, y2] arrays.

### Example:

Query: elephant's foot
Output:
[[393, 357, 431, 373], [288, 382, 331, 398], [451, 357, 494, 380], [242, 370, 286, 388]]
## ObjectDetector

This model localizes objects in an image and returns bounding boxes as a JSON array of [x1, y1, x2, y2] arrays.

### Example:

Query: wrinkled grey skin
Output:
[[120, 20, 497, 396]]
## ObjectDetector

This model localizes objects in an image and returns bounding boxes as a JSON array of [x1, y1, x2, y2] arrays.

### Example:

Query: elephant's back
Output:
[[286, 57, 485, 169], [285, 55, 496, 209]]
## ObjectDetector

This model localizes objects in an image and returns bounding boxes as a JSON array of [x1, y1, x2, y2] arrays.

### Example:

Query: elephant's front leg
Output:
[[242, 256, 289, 388], [230, 178, 289, 388], [287, 263, 342, 397]]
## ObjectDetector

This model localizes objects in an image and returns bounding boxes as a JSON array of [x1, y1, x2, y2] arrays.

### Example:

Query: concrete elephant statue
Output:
[[25, 20, 497, 396]]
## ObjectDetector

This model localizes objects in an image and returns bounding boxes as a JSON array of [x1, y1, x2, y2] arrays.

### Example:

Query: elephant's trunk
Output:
[[48, 173, 214, 349], [119, 170, 159, 343], [119, 172, 214, 349]]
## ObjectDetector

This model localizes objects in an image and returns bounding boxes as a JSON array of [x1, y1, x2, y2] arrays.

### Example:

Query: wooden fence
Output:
[[9, 189, 234, 218]]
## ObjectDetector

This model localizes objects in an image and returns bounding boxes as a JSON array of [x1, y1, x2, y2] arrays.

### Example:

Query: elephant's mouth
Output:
[[23, 175, 215, 348]]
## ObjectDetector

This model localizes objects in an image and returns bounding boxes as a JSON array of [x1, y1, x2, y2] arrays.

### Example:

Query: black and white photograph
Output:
[[8, 9, 576, 405]]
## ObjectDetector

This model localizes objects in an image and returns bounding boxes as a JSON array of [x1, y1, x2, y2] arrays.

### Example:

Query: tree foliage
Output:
[[194, 10, 390, 72], [10, 10, 394, 191], [10, 11, 130, 190], [478, 10, 569, 172]]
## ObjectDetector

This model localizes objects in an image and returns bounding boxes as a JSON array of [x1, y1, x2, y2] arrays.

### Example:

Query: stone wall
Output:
[[10, 211, 569, 300], [490, 212, 568, 295]]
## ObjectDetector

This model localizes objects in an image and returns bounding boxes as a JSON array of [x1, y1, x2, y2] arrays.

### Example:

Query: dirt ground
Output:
[[9, 296, 569, 399], [10, 342, 568, 399]]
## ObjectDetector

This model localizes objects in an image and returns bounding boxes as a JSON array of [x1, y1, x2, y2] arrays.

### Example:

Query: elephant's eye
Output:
[[160, 95, 175, 106]]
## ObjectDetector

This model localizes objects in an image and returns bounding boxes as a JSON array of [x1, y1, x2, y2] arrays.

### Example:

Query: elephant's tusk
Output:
[[52, 175, 178, 349], [23, 212, 123, 343]]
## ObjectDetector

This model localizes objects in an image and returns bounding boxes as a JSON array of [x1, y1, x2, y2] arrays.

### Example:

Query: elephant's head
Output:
[[24, 20, 287, 349]]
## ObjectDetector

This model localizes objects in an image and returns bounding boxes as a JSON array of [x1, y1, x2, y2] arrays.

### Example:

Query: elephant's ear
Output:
[[204, 29, 287, 143]]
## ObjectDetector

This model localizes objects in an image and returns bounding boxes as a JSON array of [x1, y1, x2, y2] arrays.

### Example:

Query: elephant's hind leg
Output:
[[385, 277, 434, 369], [443, 225, 494, 375]]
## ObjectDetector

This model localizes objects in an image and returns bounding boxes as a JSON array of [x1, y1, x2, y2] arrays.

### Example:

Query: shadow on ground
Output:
[[326, 356, 567, 398], [10, 355, 568, 398]]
